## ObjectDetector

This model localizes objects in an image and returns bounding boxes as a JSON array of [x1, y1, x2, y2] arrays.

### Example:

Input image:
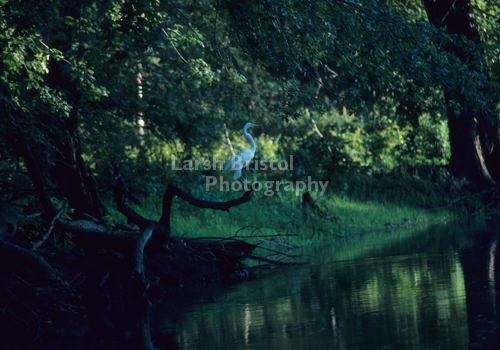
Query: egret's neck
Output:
[[243, 130, 256, 152]]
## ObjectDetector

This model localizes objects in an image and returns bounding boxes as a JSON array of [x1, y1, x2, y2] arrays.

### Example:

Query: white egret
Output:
[[223, 122, 258, 179]]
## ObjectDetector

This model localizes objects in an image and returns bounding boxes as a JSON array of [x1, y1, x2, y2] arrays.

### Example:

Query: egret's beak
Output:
[[251, 124, 260, 127]]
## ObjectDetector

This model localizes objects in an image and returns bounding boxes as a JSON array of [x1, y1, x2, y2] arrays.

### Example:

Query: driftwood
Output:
[[1, 163, 305, 334], [159, 183, 254, 230], [0, 239, 57, 281], [1, 161, 283, 310], [109, 162, 257, 285], [2, 159, 258, 287], [48, 171, 258, 285]]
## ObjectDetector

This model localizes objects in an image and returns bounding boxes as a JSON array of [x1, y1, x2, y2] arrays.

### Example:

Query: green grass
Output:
[[104, 170, 493, 264], [168, 189, 451, 241]]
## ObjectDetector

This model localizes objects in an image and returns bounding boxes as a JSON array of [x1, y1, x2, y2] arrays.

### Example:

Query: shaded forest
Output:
[[1, 0, 500, 333]]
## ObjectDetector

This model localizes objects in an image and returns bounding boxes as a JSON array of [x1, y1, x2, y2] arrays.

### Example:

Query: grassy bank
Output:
[[106, 171, 494, 263]]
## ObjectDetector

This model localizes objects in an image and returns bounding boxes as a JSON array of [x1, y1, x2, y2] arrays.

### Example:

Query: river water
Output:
[[17, 220, 500, 349], [153, 221, 500, 350]]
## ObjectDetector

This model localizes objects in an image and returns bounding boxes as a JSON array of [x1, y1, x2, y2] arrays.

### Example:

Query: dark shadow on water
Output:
[[6, 219, 500, 349]]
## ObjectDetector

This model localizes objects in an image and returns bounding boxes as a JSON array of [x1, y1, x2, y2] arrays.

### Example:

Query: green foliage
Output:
[[0, 0, 499, 221]]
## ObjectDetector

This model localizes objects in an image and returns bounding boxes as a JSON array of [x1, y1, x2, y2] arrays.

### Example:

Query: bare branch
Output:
[[159, 183, 254, 229], [224, 123, 235, 156], [133, 223, 155, 278], [162, 28, 189, 64], [32, 201, 67, 251]]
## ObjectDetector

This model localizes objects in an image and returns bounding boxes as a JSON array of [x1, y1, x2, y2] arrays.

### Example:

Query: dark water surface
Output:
[[155, 222, 500, 350], [15, 221, 500, 349], [166, 256, 467, 350]]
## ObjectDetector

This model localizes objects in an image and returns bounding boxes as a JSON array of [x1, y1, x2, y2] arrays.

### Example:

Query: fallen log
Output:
[[111, 162, 256, 286], [1, 162, 289, 331], [0, 239, 57, 281]]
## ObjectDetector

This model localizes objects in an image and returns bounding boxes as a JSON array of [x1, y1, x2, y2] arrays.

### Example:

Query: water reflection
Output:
[[17, 221, 500, 349], [165, 255, 468, 349], [157, 221, 500, 350]]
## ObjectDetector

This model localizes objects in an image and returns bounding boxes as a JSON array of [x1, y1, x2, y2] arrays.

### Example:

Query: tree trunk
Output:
[[423, 0, 500, 189], [44, 1, 105, 219], [49, 121, 105, 220]]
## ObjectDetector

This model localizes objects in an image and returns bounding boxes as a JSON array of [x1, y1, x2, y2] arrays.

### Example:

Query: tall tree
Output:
[[423, 0, 500, 188], [2, 0, 500, 219]]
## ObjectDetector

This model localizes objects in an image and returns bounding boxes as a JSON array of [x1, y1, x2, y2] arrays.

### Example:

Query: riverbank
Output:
[[0, 234, 261, 341], [1, 171, 497, 345], [147, 172, 494, 247]]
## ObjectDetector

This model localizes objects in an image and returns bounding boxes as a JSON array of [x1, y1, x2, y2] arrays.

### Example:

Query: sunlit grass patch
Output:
[[168, 187, 454, 245], [103, 169, 491, 265]]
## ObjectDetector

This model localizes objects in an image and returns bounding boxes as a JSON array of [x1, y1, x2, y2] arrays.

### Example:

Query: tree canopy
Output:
[[1, 0, 500, 209]]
